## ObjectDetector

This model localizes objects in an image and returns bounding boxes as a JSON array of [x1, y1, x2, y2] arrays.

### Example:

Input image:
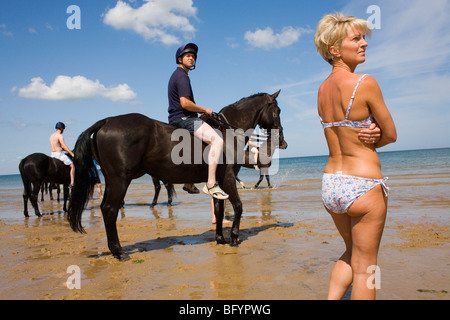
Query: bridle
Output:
[[207, 94, 279, 132], [206, 112, 271, 143]]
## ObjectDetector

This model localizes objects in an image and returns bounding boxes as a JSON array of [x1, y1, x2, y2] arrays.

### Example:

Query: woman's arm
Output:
[[358, 123, 381, 145], [364, 76, 397, 148]]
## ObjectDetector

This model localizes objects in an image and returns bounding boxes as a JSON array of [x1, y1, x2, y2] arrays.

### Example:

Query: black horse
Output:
[[68, 91, 287, 261], [149, 182, 198, 207], [236, 135, 276, 189], [149, 176, 175, 207], [19, 153, 71, 217], [40, 182, 61, 201]]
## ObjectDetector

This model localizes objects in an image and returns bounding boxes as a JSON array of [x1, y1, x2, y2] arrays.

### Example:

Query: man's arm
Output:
[[180, 96, 212, 115], [58, 135, 74, 157]]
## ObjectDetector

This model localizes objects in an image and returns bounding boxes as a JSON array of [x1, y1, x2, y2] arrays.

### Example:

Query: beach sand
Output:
[[0, 175, 449, 300]]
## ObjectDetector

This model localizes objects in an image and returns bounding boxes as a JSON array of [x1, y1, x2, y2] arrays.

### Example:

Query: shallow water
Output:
[[0, 148, 449, 300]]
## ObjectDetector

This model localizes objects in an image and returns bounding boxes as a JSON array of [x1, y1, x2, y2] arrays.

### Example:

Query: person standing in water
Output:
[[315, 13, 397, 299]]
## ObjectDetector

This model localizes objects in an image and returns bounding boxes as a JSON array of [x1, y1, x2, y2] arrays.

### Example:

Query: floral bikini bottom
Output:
[[322, 172, 389, 214]]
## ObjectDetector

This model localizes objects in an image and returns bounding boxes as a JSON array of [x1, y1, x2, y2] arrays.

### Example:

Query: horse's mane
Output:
[[219, 93, 267, 113]]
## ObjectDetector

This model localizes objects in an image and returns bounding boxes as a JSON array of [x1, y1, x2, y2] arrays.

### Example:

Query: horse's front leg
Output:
[[40, 183, 45, 201], [265, 175, 272, 188], [150, 178, 161, 208], [254, 173, 264, 189], [213, 198, 227, 244], [50, 183, 60, 202], [229, 199, 243, 247], [165, 183, 174, 206], [222, 174, 242, 247], [62, 184, 69, 212]]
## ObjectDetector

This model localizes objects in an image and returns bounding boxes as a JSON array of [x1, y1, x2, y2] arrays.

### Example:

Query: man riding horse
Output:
[[49, 122, 74, 187], [168, 43, 228, 200]]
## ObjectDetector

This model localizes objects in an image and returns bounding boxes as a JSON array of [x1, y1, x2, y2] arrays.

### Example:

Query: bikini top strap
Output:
[[345, 74, 368, 119]]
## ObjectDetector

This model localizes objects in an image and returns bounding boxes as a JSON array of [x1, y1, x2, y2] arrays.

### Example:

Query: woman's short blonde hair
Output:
[[314, 12, 371, 65]]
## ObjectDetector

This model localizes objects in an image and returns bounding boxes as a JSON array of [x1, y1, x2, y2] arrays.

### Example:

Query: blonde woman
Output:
[[315, 13, 397, 299]]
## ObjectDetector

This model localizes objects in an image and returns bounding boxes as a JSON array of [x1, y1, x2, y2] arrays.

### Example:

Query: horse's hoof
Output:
[[216, 236, 227, 245], [230, 237, 240, 247], [114, 252, 130, 261], [183, 184, 200, 194]]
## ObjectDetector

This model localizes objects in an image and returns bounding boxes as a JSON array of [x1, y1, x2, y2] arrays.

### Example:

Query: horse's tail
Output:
[[68, 119, 107, 234], [18, 158, 32, 199]]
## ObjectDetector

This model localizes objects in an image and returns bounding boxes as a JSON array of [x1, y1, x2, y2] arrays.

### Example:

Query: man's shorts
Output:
[[170, 116, 205, 134], [51, 152, 73, 166]]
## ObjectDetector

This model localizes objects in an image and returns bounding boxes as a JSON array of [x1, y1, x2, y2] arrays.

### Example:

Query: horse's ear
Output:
[[271, 90, 281, 100]]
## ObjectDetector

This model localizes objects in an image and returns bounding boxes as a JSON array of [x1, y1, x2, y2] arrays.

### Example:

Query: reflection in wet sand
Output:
[[0, 171, 448, 300]]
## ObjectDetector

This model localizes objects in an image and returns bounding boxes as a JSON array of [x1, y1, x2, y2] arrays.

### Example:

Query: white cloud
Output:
[[274, 0, 450, 152], [10, 121, 27, 130], [16, 75, 137, 103], [0, 24, 13, 38], [244, 26, 311, 50], [226, 37, 239, 49], [103, 0, 197, 45], [344, 0, 450, 78]]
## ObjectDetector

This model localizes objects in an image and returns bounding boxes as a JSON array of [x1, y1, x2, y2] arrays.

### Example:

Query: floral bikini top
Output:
[[320, 74, 374, 129]]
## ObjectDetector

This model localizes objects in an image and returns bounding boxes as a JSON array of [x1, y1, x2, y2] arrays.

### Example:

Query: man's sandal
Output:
[[202, 183, 229, 200]]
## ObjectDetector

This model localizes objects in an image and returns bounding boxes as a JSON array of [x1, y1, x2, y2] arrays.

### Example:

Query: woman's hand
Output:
[[359, 123, 381, 145]]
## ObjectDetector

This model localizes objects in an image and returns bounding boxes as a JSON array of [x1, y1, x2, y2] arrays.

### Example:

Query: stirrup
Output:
[[202, 183, 229, 200]]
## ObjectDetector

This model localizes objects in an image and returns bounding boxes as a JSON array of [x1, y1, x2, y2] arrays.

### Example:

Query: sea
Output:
[[1, 147, 449, 222]]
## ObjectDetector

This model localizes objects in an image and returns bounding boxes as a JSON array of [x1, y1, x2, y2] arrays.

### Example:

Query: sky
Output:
[[1, 0, 449, 175]]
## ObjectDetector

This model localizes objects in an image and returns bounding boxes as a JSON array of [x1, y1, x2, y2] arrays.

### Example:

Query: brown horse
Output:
[[68, 91, 287, 261]]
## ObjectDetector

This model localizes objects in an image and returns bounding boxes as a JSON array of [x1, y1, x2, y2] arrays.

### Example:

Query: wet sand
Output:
[[0, 175, 449, 300]]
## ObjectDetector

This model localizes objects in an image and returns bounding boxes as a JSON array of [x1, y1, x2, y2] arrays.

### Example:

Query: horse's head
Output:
[[258, 90, 288, 150], [217, 90, 288, 150]]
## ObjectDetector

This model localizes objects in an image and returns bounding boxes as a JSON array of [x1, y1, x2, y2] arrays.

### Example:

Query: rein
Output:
[[207, 112, 268, 141], [208, 112, 239, 130]]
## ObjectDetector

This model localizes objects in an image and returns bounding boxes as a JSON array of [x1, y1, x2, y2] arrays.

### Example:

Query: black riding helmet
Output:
[[176, 43, 198, 70], [55, 122, 66, 130]]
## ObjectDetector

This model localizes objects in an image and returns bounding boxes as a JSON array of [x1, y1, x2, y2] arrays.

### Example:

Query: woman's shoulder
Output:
[[358, 74, 382, 94], [319, 72, 379, 94], [358, 73, 378, 86]]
